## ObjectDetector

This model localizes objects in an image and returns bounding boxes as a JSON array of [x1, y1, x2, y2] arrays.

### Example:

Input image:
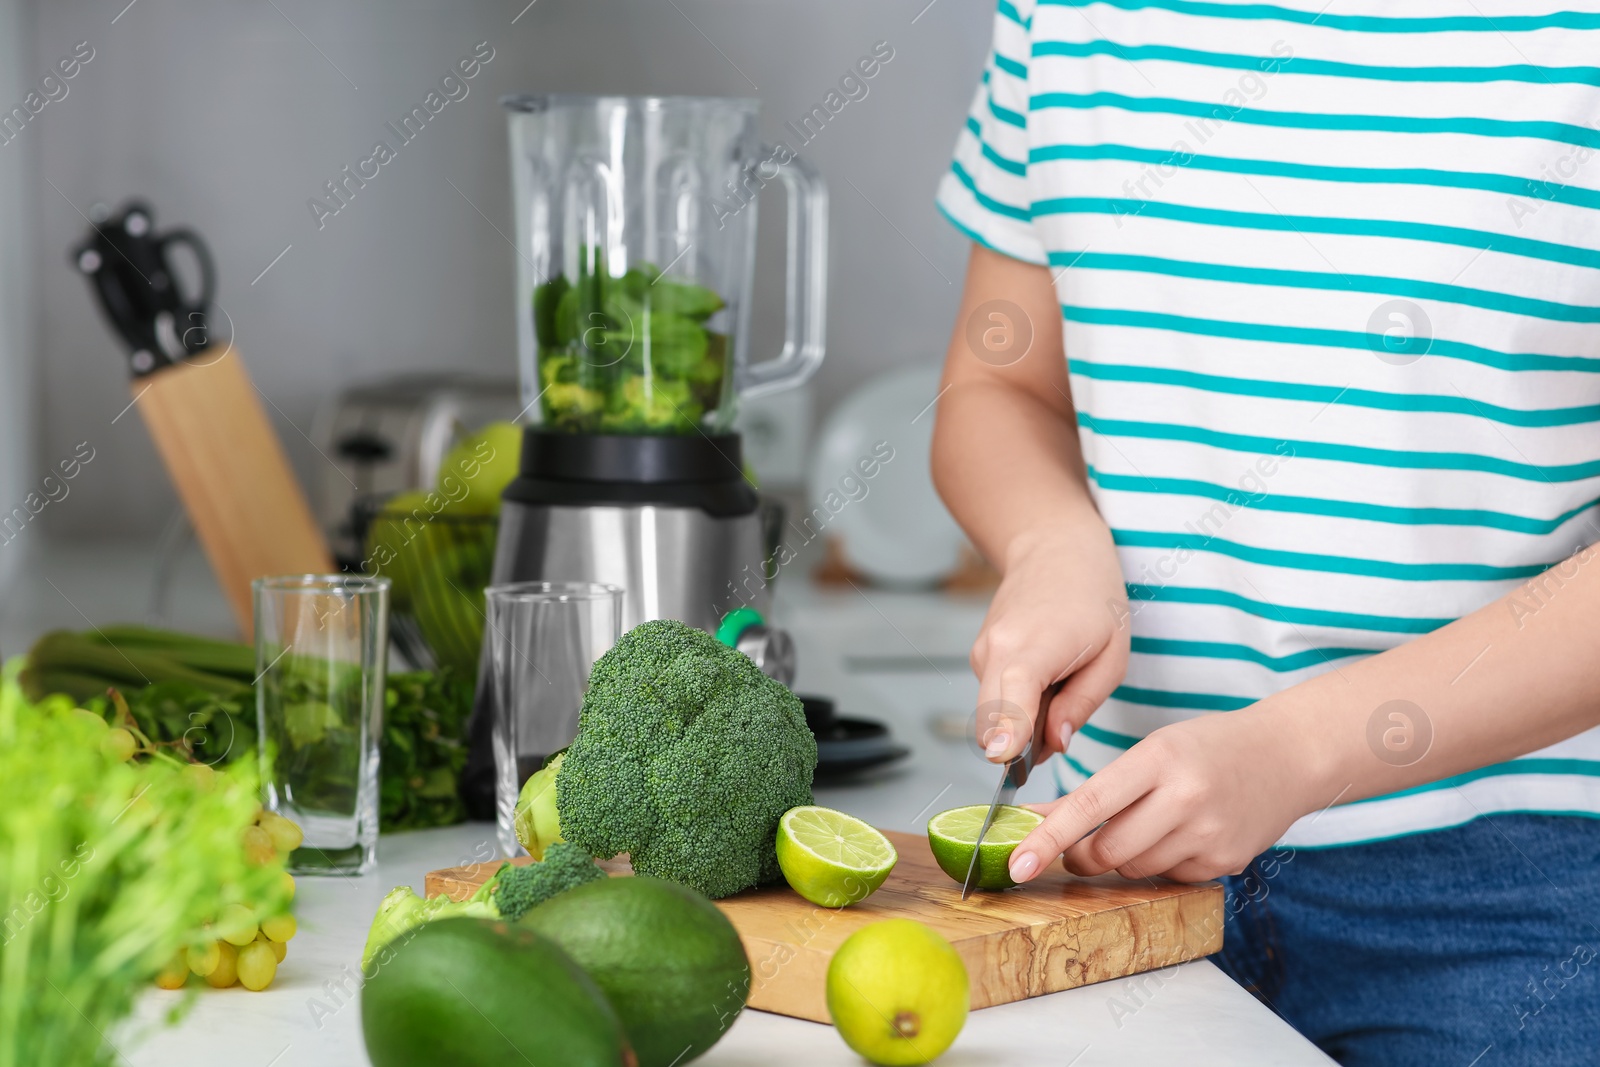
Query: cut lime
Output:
[[927, 804, 1044, 891], [776, 806, 898, 908]]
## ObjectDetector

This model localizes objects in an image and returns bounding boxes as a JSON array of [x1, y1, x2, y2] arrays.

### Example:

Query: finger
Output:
[[974, 662, 1045, 763], [1042, 643, 1124, 756], [1007, 756, 1156, 884], [1058, 793, 1173, 877], [1153, 855, 1231, 885], [1113, 838, 1197, 883]]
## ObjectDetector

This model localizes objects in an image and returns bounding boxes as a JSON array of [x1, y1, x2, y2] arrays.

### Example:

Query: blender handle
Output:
[[738, 145, 828, 399]]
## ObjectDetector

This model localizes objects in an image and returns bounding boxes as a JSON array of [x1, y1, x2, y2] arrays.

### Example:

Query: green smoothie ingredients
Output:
[[0, 662, 294, 1065], [927, 804, 1045, 892], [776, 806, 898, 908], [520, 877, 751, 1067], [362, 843, 603, 969], [20, 625, 474, 832], [533, 250, 728, 434], [555, 619, 818, 899], [826, 919, 970, 1066]]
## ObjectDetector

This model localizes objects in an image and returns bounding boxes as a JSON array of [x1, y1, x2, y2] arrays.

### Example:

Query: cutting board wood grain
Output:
[[425, 829, 1223, 1022]]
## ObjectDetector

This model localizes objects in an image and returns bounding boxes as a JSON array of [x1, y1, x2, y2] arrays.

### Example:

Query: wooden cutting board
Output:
[[425, 829, 1223, 1023]]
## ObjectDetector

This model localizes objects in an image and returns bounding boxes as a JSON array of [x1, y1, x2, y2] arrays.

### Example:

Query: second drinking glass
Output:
[[486, 581, 622, 857]]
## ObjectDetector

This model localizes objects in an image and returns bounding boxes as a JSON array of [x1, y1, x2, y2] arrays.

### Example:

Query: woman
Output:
[[932, 2, 1600, 1062]]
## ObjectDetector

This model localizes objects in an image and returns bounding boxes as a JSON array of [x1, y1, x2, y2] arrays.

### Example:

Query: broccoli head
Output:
[[490, 841, 606, 921], [556, 619, 817, 899]]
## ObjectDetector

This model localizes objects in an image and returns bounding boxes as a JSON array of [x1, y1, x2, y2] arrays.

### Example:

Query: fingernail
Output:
[[985, 732, 1011, 757], [1009, 851, 1039, 881], [1059, 723, 1074, 751]]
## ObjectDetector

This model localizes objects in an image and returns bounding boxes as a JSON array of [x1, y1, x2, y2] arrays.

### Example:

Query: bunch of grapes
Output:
[[90, 693, 302, 993], [152, 808, 302, 992]]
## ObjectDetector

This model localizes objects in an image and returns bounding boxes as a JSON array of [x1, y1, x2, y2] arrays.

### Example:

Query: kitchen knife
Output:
[[962, 689, 1055, 900], [73, 200, 334, 639]]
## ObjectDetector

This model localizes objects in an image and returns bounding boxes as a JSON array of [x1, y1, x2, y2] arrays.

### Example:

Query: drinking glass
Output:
[[486, 581, 622, 858], [254, 574, 390, 875]]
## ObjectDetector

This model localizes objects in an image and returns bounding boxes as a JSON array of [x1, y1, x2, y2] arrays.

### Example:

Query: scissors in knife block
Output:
[[70, 198, 332, 636], [72, 199, 217, 377], [962, 689, 1057, 899]]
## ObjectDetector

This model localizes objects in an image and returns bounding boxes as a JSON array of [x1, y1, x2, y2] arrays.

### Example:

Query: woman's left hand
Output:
[[1008, 703, 1333, 885]]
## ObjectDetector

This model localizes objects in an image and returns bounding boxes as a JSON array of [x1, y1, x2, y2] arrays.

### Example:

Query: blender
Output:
[[492, 93, 828, 664], [461, 94, 828, 819]]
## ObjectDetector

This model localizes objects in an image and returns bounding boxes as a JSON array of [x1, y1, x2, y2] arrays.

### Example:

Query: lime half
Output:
[[927, 804, 1044, 891], [777, 806, 898, 908]]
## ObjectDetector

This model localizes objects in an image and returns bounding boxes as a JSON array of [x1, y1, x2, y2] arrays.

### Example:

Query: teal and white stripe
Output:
[[938, 0, 1600, 846]]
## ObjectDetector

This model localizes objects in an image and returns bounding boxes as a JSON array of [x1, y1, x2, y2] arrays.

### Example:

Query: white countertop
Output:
[[2, 541, 1332, 1066]]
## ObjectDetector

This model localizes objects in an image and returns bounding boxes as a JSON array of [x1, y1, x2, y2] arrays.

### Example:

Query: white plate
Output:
[[807, 365, 967, 586]]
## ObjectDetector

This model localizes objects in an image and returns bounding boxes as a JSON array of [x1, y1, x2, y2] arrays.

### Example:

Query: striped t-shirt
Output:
[[936, 0, 1600, 847]]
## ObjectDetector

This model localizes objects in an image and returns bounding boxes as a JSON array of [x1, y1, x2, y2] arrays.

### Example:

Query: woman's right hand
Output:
[[971, 518, 1129, 763], [929, 244, 1128, 765]]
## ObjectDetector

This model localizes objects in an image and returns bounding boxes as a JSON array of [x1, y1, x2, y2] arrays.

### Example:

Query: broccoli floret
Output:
[[488, 840, 606, 921], [556, 619, 817, 899]]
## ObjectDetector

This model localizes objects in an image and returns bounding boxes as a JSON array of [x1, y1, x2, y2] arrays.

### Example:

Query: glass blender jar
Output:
[[504, 93, 826, 434]]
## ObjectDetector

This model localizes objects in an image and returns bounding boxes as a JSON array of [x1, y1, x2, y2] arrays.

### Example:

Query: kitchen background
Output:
[[0, 0, 991, 568]]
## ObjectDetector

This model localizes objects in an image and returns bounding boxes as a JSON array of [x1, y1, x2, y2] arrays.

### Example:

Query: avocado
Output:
[[520, 877, 750, 1067], [361, 917, 635, 1067]]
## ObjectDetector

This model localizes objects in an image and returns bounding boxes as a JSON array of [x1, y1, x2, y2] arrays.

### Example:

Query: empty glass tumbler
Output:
[[486, 581, 622, 857], [254, 574, 390, 875]]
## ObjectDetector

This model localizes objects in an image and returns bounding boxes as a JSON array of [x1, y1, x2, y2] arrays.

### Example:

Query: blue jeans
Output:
[[1216, 814, 1600, 1066]]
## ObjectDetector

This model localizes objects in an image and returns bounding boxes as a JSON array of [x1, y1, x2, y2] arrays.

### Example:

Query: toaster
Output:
[[312, 374, 521, 566]]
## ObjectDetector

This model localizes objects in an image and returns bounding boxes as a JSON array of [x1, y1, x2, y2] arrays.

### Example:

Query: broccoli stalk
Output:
[[555, 619, 818, 899]]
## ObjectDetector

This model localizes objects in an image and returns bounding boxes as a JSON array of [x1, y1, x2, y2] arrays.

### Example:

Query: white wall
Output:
[[27, 0, 991, 537], [0, 0, 37, 587]]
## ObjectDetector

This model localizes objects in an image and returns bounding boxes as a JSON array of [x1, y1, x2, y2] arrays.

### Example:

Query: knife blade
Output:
[[961, 689, 1056, 900]]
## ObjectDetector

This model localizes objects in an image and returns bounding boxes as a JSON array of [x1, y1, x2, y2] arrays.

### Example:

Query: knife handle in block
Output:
[[135, 346, 333, 638]]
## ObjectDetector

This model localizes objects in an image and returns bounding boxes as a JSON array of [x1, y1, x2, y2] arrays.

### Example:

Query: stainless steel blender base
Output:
[[490, 500, 772, 635]]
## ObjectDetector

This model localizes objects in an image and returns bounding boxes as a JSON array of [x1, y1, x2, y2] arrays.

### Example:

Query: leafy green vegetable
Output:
[[533, 250, 729, 434], [556, 619, 818, 899], [20, 627, 473, 833], [0, 660, 289, 1067]]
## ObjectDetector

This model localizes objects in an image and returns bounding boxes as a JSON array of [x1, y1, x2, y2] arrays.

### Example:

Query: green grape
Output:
[[256, 930, 287, 962], [236, 940, 277, 991], [188, 939, 221, 978], [242, 825, 275, 866], [71, 707, 108, 731], [183, 762, 216, 792], [100, 727, 137, 763], [261, 913, 296, 943], [260, 812, 304, 853], [204, 941, 239, 988], [154, 950, 188, 990], [280, 871, 296, 900], [218, 903, 257, 947]]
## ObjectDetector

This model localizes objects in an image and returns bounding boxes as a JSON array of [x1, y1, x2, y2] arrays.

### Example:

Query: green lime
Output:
[[927, 804, 1044, 891], [776, 806, 898, 908], [826, 918, 969, 1065]]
